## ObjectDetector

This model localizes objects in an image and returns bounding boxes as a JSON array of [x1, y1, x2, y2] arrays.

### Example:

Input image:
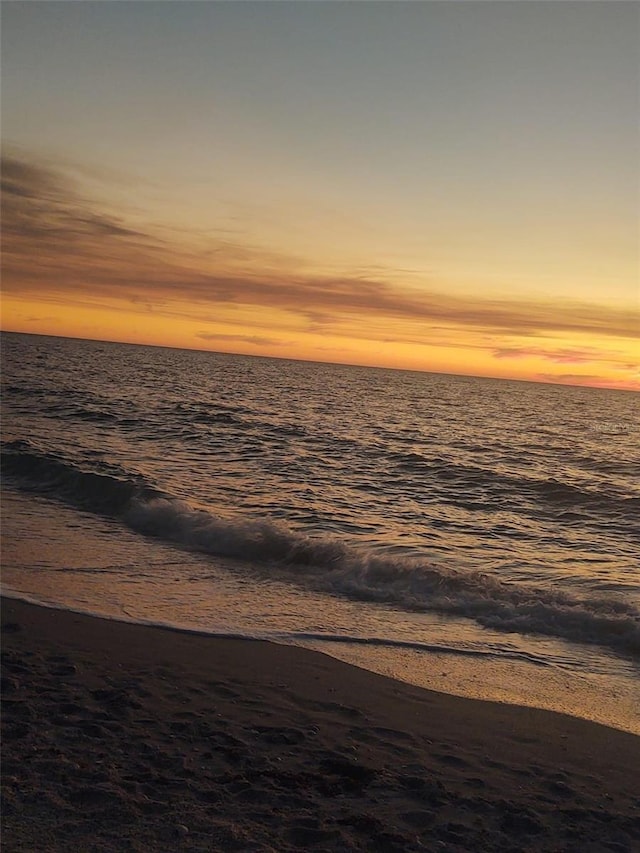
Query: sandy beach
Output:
[[2, 596, 639, 852]]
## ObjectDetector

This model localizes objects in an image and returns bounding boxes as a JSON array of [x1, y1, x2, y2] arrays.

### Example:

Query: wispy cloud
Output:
[[493, 346, 609, 364], [3, 152, 638, 344], [1, 155, 147, 242], [535, 372, 640, 391], [538, 373, 603, 383], [535, 373, 611, 386], [196, 331, 287, 347]]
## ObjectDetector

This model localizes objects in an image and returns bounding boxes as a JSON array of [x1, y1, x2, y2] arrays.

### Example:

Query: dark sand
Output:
[[2, 597, 639, 852]]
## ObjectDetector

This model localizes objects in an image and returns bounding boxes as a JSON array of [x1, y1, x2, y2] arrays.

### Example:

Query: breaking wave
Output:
[[1, 440, 162, 514], [3, 440, 639, 657]]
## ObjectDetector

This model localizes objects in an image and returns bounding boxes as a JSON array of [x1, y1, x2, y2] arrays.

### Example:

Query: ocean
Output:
[[1, 331, 638, 733]]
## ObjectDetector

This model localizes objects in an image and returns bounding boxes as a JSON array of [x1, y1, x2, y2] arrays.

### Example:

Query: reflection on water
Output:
[[2, 333, 639, 733]]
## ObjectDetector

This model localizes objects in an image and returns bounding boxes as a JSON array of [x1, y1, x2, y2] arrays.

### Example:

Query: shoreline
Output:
[[2, 596, 639, 851], [3, 583, 638, 737]]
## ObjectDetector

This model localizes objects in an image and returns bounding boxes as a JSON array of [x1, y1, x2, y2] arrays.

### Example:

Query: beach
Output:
[[3, 3, 639, 849], [2, 596, 639, 852], [3, 335, 640, 739]]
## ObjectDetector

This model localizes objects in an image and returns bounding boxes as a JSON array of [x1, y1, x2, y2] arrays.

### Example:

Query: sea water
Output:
[[1, 332, 638, 732]]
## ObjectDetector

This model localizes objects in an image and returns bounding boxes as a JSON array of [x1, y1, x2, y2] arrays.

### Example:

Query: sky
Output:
[[1, 1, 638, 390]]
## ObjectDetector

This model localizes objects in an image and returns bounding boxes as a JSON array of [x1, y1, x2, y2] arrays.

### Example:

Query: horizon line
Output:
[[2, 327, 636, 394]]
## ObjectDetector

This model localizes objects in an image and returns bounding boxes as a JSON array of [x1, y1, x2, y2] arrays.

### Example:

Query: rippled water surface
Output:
[[2, 332, 639, 731]]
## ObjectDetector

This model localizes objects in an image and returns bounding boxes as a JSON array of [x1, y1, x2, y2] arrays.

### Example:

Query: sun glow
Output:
[[1, 2, 638, 390]]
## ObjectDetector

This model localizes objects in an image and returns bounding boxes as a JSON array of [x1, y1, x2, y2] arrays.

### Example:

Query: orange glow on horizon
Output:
[[2, 293, 638, 392], [2, 4, 638, 394], [1, 150, 637, 394]]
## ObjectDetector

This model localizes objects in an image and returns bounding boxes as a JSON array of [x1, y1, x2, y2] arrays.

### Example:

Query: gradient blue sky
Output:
[[2, 1, 638, 388]]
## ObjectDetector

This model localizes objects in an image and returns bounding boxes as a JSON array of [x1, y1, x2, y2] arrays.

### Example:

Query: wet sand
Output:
[[2, 596, 639, 852]]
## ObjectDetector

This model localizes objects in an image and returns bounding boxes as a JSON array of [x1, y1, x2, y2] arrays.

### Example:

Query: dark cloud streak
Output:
[[2, 154, 148, 244], [196, 332, 287, 347], [2, 153, 638, 342], [493, 346, 606, 364]]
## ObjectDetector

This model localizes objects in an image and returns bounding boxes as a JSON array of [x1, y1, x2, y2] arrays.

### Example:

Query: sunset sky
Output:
[[1, 1, 638, 389]]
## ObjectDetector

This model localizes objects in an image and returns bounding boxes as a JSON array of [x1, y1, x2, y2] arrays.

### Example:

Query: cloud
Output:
[[538, 373, 603, 382], [1, 154, 146, 243], [493, 346, 606, 364], [196, 331, 287, 347], [301, 310, 335, 333], [2, 151, 639, 344], [535, 372, 640, 391]]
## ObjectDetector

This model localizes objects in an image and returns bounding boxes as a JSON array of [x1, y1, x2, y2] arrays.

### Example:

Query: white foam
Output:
[[125, 497, 640, 656]]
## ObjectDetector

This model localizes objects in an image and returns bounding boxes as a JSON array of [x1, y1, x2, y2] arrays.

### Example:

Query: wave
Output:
[[393, 451, 640, 525], [3, 440, 639, 656], [0, 589, 552, 670], [2, 384, 123, 424], [42, 403, 118, 423], [1, 440, 162, 514], [0, 587, 561, 670], [271, 631, 554, 667], [171, 402, 308, 438]]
